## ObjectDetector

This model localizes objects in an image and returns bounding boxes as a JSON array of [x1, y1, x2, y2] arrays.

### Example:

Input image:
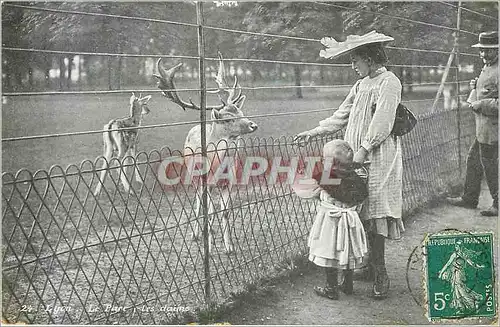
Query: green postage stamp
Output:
[[424, 231, 496, 321]]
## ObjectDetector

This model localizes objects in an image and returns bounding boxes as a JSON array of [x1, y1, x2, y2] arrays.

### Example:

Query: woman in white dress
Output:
[[294, 31, 404, 299]]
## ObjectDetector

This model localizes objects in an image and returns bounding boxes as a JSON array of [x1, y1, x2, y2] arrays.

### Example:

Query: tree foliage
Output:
[[2, 1, 498, 93]]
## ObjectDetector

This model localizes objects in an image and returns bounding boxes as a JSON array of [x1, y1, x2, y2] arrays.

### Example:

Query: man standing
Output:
[[448, 31, 498, 216]]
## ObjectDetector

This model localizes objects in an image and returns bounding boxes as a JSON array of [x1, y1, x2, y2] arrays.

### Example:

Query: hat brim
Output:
[[471, 43, 498, 48], [320, 40, 392, 60], [320, 31, 394, 60]]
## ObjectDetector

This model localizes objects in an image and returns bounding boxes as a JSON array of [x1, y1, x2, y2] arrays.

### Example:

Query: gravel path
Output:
[[221, 185, 498, 325]]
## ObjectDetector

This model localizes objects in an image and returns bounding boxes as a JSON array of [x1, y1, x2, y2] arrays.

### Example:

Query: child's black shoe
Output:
[[313, 285, 339, 300]]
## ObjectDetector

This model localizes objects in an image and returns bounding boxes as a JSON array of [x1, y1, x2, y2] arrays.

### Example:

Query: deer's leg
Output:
[[130, 144, 143, 184], [192, 188, 215, 232], [220, 187, 234, 254], [116, 137, 131, 193], [94, 128, 113, 196], [192, 186, 216, 254], [124, 150, 136, 194], [207, 189, 216, 254], [192, 189, 202, 241]]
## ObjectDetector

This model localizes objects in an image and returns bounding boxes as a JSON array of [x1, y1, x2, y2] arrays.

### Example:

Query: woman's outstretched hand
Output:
[[293, 131, 313, 146]]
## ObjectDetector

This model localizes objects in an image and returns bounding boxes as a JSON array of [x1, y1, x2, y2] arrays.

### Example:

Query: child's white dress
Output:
[[294, 179, 368, 269]]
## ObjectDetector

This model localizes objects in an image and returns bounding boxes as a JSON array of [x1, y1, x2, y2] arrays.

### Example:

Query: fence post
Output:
[[195, 1, 211, 308], [454, 2, 463, 177]]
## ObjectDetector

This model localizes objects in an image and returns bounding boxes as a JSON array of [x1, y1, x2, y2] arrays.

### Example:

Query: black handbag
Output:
[[371, 103, 417, 136], [392, 103, 417, 136]]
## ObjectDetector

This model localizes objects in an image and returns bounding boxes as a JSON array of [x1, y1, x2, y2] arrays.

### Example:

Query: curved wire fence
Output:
[[1, 1, 494, 324]]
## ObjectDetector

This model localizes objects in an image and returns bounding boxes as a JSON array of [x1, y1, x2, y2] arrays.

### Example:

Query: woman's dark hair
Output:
[[351, 42, 389, 65]]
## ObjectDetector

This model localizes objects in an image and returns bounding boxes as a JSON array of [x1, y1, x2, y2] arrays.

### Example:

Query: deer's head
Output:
[[210, 91, 258, 138], [130, 93, 152, 116], [154, 52, 258, 138]]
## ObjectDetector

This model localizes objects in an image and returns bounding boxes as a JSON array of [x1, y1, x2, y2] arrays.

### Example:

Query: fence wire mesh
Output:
[[2, 109, 474, 324], [1, 0, 492, 325]]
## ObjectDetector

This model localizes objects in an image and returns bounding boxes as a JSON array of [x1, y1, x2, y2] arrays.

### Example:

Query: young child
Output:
[[293, 139, 369, 300]]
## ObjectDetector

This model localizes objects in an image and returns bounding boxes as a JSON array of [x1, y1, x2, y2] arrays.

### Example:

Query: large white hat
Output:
[[319, 30, 394, 60]]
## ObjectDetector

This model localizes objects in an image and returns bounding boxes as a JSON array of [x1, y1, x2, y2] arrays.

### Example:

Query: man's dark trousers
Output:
[[462, 138, 498, 207]]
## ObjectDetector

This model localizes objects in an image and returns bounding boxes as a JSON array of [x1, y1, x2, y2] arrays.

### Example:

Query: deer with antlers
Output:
[[154, 53, 258, 253], [94, 93, 152, 196]]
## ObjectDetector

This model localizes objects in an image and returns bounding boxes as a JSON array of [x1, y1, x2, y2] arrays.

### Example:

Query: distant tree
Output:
[[7, 2, 198, 91], [342, 1, 498, 92], [459, 1, 498, 67], [2, 4, 31, 91], [342, 2, 457, 92], [239, 2, 345, 98], [4, 1, 496, 93]]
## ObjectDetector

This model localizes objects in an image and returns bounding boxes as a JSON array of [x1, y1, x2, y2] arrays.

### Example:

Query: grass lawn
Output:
[[2, 81, 462, 174], [1, 80, 475, 324]]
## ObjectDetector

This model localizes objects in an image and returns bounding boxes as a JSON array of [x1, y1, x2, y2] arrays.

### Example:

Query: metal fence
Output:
[[1, 1, 494, 324], [1, 122, 473, 324]]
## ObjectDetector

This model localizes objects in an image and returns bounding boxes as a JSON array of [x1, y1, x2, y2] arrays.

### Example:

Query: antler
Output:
[[212, 52, 243, 105], [154, 58, 224, 111], [154, 53, 244, 111]]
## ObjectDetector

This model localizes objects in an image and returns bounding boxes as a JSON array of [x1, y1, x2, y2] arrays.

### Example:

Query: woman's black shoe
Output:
[[340, 270, 354, 294], [371, 267, 390, 299], [314, 285, 339, 300]]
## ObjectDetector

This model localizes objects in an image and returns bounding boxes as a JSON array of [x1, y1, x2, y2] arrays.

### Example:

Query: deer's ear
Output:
[[233, 95, 246, 109], [140, 95, 152, 104], [211, 109, 221, 120]]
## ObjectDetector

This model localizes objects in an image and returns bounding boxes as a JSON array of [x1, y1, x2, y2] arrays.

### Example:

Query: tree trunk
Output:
[[320, 66, 325, 85], [28, 66, 34, 90], [294, 66, 303, 99], [406, 68, 413, 93], [44, 67, 50, 88], [15, 71, 23, 91], [67, 56, 73, 89], [406, 37, 415, 94], [59, 56, 66, 91], [3, 58, 12, 91], [107, 56, 113, 90], [4, 67, 12, 91], [116, 42, 122, 89], [86, 56, 93, 87], [78, 56, 82, 89], [117, 56, 122, 89], [251, 66, 258, 83]]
